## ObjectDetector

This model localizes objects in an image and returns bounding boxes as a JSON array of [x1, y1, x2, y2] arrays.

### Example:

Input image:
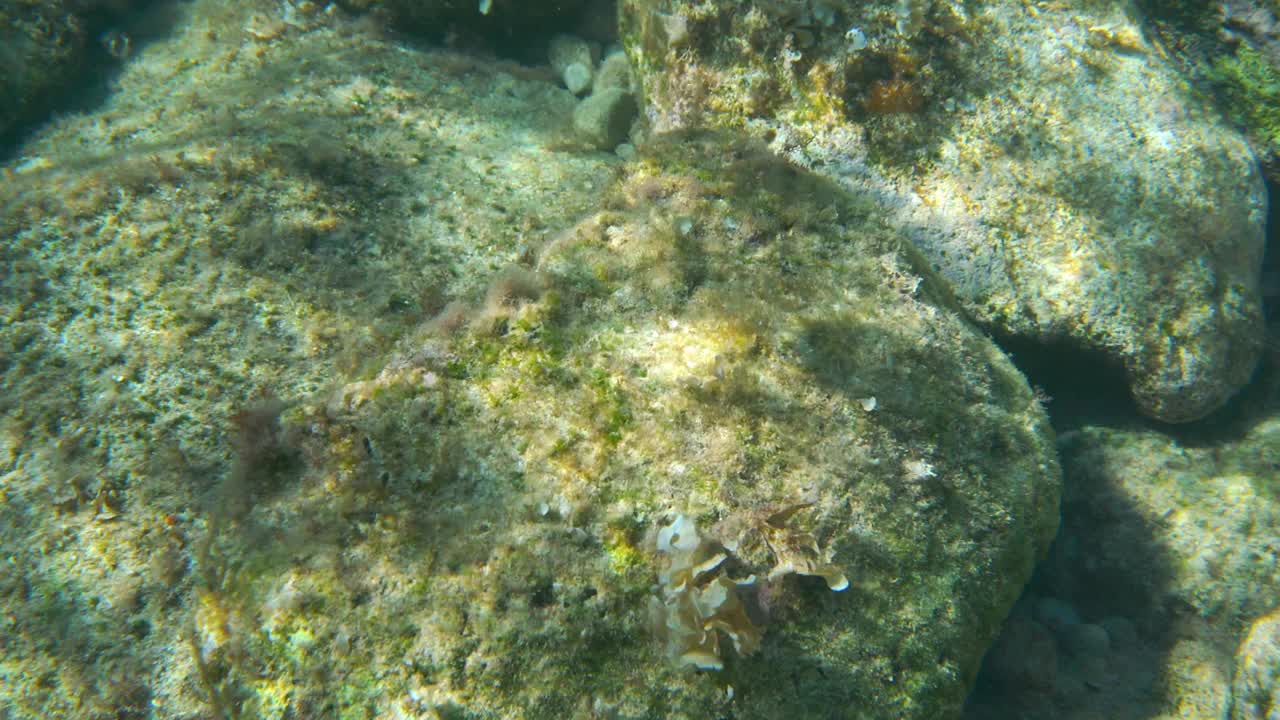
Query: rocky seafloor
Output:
[[0, 1, 1277, 719]]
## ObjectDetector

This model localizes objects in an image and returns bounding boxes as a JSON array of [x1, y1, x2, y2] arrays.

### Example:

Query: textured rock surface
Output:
[[965, 313, 1280, 720], [1051, 423, 1280, 629], [618, 0, 1268, 422], [0, 1, 1063, 718], [326, 132, 1062, 719], [971, 409, 1280, 719], [1234, 606, 1280, 720], [0, 0, 612, 716], [572, 85, 637, 148]]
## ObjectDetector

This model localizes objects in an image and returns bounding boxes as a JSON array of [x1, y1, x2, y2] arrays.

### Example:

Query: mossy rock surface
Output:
[[0, 0, 611, 716], [296, 130, 1063, 718], [619, 0, 1268, 423], [0, 0, 1058, 718]]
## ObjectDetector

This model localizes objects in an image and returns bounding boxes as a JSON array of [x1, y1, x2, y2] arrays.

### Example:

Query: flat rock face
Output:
[[619, 0, 1268, 423], [0, 1, 1060, 717]]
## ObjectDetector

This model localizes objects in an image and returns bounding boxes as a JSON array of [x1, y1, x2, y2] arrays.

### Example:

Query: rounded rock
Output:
[[985, 619, 1058, 694], [1061, 623, 1110, 660], [1232, 607, 1280, 720], [563, 61, 593, 96], [572, 88, 637, 150], [1099, 616, 1138, 650], [549, 33, 595, 77], [1033, 596, 1081, 635], [595, 51, 633, 94]]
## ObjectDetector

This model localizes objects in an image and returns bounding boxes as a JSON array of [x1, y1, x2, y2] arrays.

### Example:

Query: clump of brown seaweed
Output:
[[649, 509, 847, 670]]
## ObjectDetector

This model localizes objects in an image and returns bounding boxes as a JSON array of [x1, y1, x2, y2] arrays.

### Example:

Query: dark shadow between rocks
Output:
[[0, 0, 187, 163], [963, 439, 1177, 720], [993, 334, 1137, 433]]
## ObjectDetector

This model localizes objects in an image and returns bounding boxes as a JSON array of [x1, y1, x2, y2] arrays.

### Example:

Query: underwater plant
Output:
[[649, 509, 847, 670]]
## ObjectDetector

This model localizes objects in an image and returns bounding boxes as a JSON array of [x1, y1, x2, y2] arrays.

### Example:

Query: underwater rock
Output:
[[321, 130, 1062, 720], [618, 0, 1267, 423], [595, 49, 634, 94], [1233, 606, 1280, 720], [1060, 623, 1110, 662], [572, 86, 637, 149], [982, 618, 1058, 694], [0, 0, 618, 716], [0, 0, 89, 140], [0, 0, 162, 141], [0, 0, 1062, 718], [1032, 596, 1081, 636], [549, 33, 596, 95], [563, 60, 593, 95], [1038, 420, 1280, 716], [1052, 423, 1280, 630], [1099, 615, 1138, 650]]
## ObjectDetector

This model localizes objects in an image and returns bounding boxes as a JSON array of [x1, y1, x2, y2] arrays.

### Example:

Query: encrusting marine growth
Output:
[[650, 510, 848, 670]]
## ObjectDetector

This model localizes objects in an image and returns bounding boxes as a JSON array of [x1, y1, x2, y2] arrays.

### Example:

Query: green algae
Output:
[[1212, 43, 1280, 158], [0, 1, 1065, 717], [286, 129, 1060, 718]]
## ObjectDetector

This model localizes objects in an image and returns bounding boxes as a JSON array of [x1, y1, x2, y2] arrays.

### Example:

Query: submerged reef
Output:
[[0, 0, 1275, 718], [279, 129, 1063, 719], [31, 0, 1280, 718]]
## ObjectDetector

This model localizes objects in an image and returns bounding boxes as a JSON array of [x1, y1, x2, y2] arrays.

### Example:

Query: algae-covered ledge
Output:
[[203, 133, 1062, 719]]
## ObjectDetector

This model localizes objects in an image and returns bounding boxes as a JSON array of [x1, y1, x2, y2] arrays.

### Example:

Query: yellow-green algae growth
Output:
[[0, 0, 612, 716], [0, 1, 1060, 717], [618, 0, 1266, 424], [252, 131, 1062, 719]]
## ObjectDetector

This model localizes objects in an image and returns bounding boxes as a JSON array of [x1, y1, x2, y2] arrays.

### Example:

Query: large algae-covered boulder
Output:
[[618, 0, 1267, 423], [0, 0, 617, 716], [0, 0, 1058, 718], [276, 131, 1062, 719]]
